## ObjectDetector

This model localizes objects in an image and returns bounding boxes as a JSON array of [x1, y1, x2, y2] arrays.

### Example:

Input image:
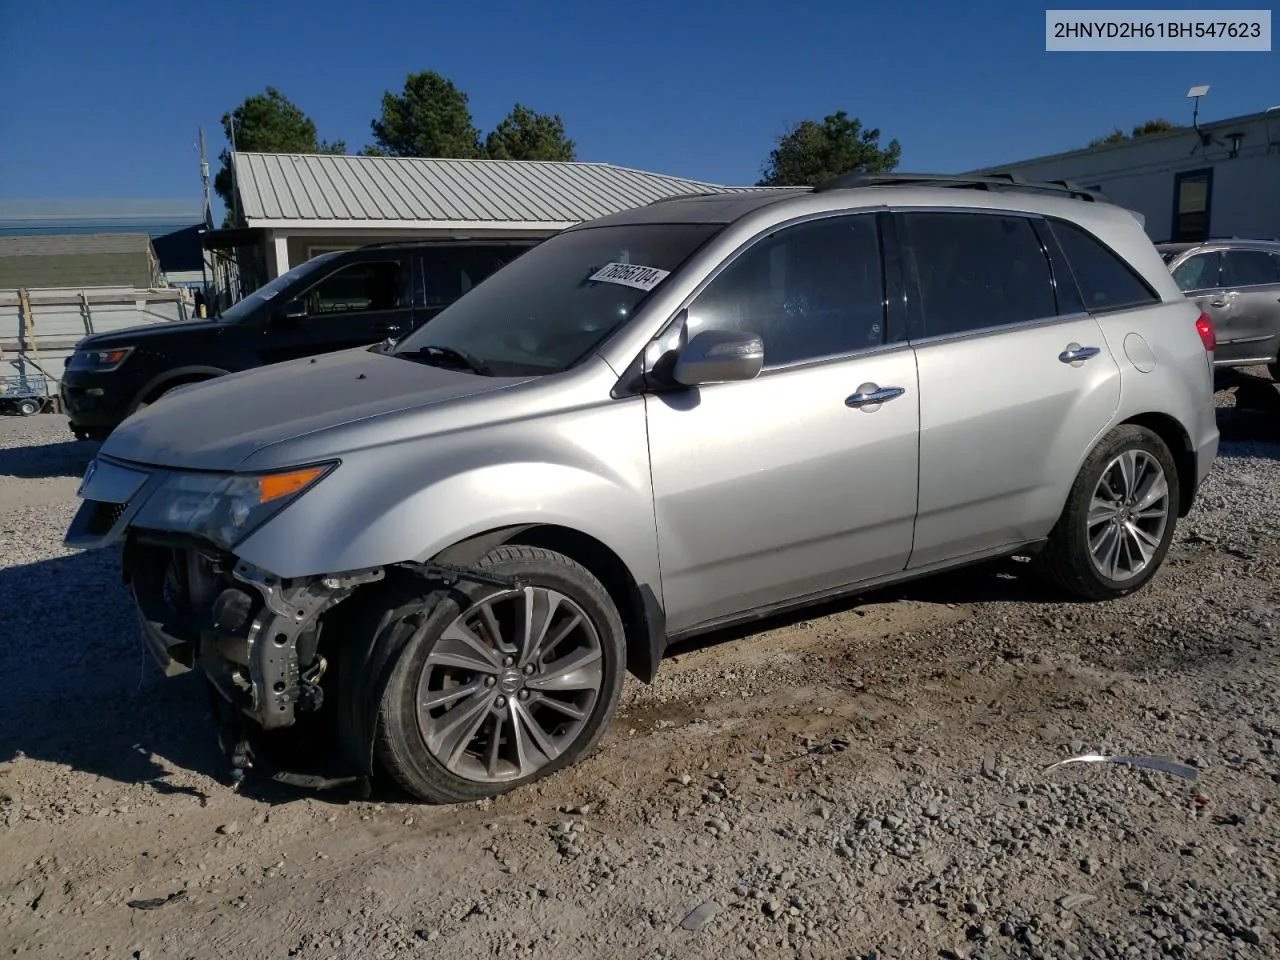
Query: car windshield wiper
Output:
[[401, 344, 492, 376]]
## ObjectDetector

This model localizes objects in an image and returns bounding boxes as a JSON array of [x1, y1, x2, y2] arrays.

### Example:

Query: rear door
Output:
[[898, 209, 1122, 569], [257, 255, 414, 365], [1215, 249, 1280, 365], [1171, 250, 1245, 362]]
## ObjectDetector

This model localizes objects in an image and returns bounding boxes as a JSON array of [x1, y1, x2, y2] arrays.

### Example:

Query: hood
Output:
[[77, 318, 225, 350], [99, 347, 535, 471]]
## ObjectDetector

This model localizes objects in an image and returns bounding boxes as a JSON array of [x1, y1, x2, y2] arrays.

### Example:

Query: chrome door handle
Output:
[[1209, 299, 1228, 308], [1058, 344, 1101, 364], [845, 384, 905, 408]]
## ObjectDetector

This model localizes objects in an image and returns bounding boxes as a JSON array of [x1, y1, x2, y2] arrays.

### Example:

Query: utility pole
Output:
[[199, 126, 212, 230]]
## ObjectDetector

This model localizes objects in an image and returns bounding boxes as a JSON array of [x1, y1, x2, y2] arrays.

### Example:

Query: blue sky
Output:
[[1, 0, 1275, 212]]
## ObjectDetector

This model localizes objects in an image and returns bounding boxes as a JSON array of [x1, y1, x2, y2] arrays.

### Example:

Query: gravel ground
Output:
[[1, 378, 1278, 960]]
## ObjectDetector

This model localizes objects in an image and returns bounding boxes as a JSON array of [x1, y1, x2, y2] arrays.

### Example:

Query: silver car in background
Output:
[[1160, 238, 1280, 379], [66, 174, 1218, 803]]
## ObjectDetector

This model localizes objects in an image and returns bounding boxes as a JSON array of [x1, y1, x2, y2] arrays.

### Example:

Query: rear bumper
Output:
[[1189, 401, 1220, 508], [1194, 428, 1218, 489]]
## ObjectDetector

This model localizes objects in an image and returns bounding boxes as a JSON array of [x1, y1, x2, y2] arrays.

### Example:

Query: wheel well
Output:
[[141, 374, 214, 406], [432, 524, 663, 682], [1119, 412, 1197, 517]]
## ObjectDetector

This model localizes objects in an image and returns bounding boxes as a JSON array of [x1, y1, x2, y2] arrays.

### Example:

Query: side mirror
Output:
[[271, 299, 308, 324], [672, 329, 764, 386]]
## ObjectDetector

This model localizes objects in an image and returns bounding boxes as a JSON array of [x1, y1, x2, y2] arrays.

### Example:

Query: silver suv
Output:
[[66, 174, 1219, 803], [1159, 238, 1280, 379]]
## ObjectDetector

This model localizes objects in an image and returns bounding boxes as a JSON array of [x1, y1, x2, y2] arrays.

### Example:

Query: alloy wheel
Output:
[[1086, 449, 1170, 581], [414, 586, 604, 782]]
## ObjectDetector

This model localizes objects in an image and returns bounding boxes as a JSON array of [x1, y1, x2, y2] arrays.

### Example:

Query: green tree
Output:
[[1089, 118, 1178, 149], [368, 71, 483, 158], [757, 111, 901, 187], [1131, 118, 1176, 137], [484, 104, 576, 161], [214, 87, 344, 225], [1088, 128, 1129, 148]]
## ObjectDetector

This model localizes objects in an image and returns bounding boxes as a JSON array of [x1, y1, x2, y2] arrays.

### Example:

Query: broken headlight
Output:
[[132, 463, 336, 549]]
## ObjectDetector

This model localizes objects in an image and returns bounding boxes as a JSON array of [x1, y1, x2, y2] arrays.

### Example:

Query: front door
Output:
[[645, 213, 920, 633], [898, 210, 1122, 569], [257, 256, 414, 365]]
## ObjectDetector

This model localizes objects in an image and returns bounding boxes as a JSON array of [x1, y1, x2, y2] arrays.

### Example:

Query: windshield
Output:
[[217, 252, 343, 323], [393, 223, 723, 375]]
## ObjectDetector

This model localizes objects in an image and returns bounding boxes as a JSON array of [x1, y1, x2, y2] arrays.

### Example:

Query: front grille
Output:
[[84, 500, 127, 536]]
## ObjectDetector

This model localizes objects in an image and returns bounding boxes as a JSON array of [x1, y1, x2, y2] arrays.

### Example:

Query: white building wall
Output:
[[975, 113, 1280, 242]]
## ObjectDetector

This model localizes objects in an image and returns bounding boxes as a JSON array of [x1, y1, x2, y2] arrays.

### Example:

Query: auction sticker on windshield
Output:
[[589, 262, 671, 292]]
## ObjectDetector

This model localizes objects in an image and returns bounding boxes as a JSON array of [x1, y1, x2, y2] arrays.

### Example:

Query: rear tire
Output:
[[372, 546, 626, 804], [1036, 425, 1180, 601]]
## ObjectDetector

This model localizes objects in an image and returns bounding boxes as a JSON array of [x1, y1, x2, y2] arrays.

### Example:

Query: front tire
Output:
[[372, 546, 626, 804], [1037, 425, 1180, 601], [17, 399, 39, 416]]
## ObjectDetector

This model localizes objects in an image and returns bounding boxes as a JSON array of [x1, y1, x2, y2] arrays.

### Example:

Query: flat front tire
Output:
[[372, 546, 626, 804], [1037, 424, 1180, 601]]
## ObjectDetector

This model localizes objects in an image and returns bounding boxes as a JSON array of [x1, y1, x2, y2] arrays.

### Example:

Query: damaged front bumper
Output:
[[65, 454, 383, 731], [124, 539, 383, 730]]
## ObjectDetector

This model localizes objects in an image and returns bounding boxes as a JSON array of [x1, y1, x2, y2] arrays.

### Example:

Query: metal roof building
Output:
[[969, 107, 1280, 243], [221, 152, 773, 281]]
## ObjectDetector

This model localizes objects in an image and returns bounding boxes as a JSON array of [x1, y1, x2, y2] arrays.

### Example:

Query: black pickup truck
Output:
[[60, 239, 538, 439]]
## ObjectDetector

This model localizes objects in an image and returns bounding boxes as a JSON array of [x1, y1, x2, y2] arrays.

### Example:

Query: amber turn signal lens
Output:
[[256, 466, 326, 504]]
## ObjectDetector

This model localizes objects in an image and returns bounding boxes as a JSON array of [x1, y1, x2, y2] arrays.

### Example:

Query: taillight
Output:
[[1195, 311, 1215, 351]]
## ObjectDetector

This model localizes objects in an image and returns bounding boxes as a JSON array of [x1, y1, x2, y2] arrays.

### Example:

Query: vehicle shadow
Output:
[[665, 555, 1062, 659], [0, 546, 223, 798], [0, 546, 377, 807], [1216, 369, 1280, 448], [0, 438, 99, 480]]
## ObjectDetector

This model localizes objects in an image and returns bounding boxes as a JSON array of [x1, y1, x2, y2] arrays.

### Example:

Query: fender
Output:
[[128, 365, 230, 413], [233, 398, 661, 587]]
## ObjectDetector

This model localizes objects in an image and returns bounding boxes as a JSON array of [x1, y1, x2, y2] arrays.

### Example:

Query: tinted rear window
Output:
[[1050, 220, 1159, 312], [1221, 249, 1280, 287], [901, 212, 1056, 337]]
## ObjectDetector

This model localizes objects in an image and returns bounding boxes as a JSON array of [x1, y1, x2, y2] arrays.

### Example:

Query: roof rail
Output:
[[645, 191, 738, 206], [812, 172, 1108, 203]]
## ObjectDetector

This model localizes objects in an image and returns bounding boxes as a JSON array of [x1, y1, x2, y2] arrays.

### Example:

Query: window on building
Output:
[[1171, 251, 1221, 292], [303, 261, 403, 314], [1172, 169, 1213, 243], [685, 214, 886, 368], [1220, 249, 1280, 288], [1049, 219, 1159, 312], [900, 212, 1056, 337]]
